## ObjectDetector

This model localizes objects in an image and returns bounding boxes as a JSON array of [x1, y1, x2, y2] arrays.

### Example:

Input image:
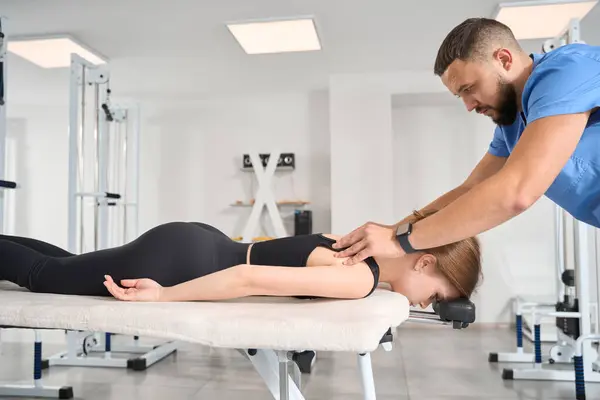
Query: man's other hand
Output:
[[332, 222, 405, 265]]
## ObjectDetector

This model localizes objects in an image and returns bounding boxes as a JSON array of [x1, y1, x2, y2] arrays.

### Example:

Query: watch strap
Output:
[[397, 231, 417, 254]]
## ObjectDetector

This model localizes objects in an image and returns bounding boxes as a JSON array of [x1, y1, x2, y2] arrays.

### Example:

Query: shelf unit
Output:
[[232, 151, 307, 242]]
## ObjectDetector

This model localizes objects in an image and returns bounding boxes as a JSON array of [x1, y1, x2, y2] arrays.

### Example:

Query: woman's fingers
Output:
[[103, 275, 160, 302], [103, 280, 121, 299], [104, 275, 134, 301], [104, 279, 123, 298], [120, 279, 139, 288]]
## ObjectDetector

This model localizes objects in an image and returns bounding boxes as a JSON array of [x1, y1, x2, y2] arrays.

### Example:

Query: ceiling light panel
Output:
[[8, 36, 107, 68], [495, 0, 598, 39], [227, 18, 321, 54]]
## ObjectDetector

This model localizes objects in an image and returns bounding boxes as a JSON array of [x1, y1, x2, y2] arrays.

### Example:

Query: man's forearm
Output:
[[393, 185, 471, 229], [409, 171, 523, 250]]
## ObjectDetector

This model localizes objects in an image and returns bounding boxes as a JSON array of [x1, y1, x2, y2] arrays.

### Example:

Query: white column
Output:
[[329, 75, 394, 234]]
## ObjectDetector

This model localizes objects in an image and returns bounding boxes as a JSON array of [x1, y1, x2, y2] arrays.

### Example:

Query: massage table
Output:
[[0, 281, 475, 399]]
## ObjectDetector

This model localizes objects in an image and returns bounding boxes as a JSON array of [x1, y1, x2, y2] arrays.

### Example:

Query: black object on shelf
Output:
[[242, 153, 295, 170], [294, 210, 312, 236]]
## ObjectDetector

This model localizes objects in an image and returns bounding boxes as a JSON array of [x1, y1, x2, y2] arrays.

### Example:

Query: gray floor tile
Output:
[[303, 365, 408, 397], [84, 383, 201, 400], [193, 387, 272, 399], [404, 366, 519, 398], [3, 326, 600, 400], [0, 383, 104, 400], [503, 380, 600, 400]]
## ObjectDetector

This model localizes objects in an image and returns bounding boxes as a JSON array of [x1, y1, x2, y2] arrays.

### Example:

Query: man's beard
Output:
[[491, 79, 519, 126]]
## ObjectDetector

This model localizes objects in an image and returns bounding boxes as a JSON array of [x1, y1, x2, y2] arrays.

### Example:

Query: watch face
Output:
[[396, 223, 410, 236]]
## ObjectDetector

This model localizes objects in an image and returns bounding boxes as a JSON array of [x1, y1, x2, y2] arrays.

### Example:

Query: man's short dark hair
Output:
[[434, 18, 520, 76]]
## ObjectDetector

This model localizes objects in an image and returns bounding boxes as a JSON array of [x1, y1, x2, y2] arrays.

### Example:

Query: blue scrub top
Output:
[[488, 43, 600, 228]]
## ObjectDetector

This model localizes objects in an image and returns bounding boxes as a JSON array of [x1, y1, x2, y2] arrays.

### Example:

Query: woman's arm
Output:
[[157, 263, 375, 302]]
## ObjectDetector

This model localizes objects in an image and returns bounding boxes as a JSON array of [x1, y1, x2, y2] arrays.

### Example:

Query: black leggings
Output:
[[0, 222, 249, 296]]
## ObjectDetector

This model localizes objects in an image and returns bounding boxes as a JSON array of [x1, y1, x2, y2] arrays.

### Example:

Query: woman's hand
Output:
[[103, 275, 164, 302]]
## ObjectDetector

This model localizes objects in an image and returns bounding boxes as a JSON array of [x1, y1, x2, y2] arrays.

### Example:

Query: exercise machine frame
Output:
[[43, 53, 175, 374], [0, 16, 16, 233]]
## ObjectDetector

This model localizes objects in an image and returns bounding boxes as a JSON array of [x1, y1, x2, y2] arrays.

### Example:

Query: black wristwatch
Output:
[[395, 222, 417, 254]]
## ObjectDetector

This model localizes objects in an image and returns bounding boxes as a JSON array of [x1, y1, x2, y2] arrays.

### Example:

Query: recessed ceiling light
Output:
[[7, 36, 107, 68], [227, 17, 321, 54], [494, 0, 598, 39]]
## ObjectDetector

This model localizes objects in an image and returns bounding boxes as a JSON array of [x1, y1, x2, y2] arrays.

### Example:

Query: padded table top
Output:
[[0, 282, 409, 352]]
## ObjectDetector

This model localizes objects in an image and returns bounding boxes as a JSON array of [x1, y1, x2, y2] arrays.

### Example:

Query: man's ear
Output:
[[494, 48, 513, 72]]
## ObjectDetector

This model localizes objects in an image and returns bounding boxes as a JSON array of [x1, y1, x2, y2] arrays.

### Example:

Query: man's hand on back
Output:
[[332, 222, 405, 265]]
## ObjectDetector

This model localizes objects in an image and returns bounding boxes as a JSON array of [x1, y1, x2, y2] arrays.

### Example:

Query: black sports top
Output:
[[249, 233, 380, 298]]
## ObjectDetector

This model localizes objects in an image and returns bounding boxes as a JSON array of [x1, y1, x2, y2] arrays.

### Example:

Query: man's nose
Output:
[[420, 300, 432, 309], [463, 97, 477, 112]]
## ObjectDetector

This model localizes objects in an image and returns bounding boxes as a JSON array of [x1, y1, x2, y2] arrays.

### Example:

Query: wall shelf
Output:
[[230, 201, 309, 207], [233, 150, 306, 242]]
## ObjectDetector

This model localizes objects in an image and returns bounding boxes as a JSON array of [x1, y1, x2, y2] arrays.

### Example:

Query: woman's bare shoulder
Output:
[[320, 233, 341, 241], [306, 233, 346, 267]]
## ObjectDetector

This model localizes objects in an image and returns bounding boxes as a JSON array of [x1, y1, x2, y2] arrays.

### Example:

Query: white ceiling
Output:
[[2, 0, 600, 106]]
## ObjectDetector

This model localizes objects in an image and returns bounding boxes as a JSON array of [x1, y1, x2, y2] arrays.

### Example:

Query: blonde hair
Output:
[[410, 209, 482, 298]]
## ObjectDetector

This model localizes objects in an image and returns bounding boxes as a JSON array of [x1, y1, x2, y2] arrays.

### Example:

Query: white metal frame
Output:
[[489, 205, 565, 363], [503, 219, 600, 384], [62, 56, 175, 370], [103, 102, 141, 248], [243, 307, 465, 400], [67, 53, 112, 253], [515, 203, 565, 344], [241, 150, 288, 242], [0, 16, 6, 232], [521, 300, 559, 343], [492, 301, 558, 364], [243, 335, 390, 400], [0, 15, 16, 234], [0, 330, 73, 399], [44, 331, 178, 370], [542, 18, 584, 53], [2, 137, 16, 234]]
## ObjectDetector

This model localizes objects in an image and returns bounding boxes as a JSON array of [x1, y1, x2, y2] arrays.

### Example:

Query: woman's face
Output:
[[390, 254, 460, 309]]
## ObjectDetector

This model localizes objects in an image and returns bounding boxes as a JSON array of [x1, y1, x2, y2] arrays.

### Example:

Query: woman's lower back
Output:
[[0, 222, 249, 296]]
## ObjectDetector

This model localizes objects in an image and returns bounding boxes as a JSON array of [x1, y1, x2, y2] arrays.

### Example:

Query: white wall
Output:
[[393, 104, 558, 323], [329, 84, 394, 234], [142, 90, 331, 237], [328, 71, 448, 235], [6, 91, 331, 242], [6, 106, 69, 245]]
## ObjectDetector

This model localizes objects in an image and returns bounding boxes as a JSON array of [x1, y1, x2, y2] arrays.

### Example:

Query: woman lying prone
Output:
[[0, 211, 482, 306]]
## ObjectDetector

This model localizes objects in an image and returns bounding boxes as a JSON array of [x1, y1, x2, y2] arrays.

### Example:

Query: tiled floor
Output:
[[1, 325, 599, 399]]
